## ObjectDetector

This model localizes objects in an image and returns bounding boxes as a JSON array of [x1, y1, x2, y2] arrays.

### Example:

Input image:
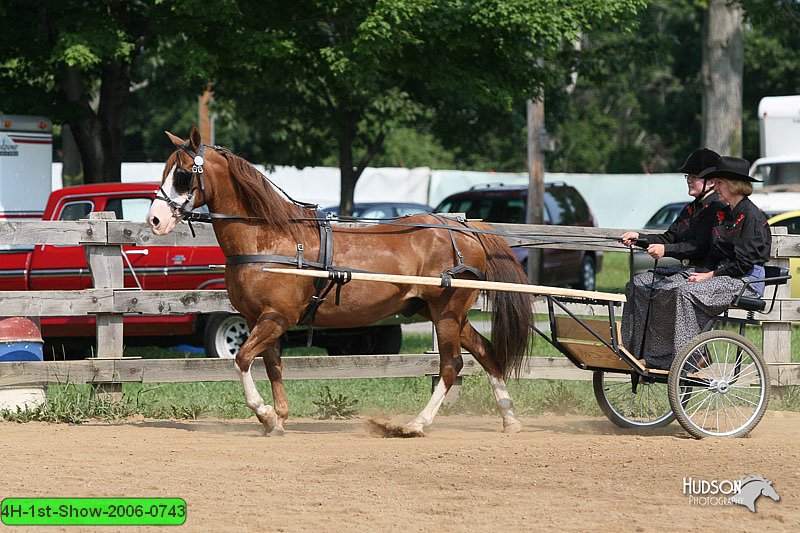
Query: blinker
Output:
[[173, 167, 193, 193]]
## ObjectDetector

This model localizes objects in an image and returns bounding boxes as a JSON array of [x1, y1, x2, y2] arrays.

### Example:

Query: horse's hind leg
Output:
[[460, 322, 523, 433], [235, 313, 288, 436], [406, 315, 464, 434], [262, 343, 288, 436]]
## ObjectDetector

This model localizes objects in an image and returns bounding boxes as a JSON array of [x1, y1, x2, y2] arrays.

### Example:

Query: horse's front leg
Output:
[[234, 313, 288, 436]]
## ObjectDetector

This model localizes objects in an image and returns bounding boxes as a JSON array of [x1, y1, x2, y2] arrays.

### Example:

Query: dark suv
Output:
[[434, 184, 602, 290]]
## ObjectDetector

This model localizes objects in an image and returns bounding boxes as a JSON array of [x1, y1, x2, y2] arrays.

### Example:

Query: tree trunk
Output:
[[701, 0, 744, 156], [60, 124, 83, 186], [526, 97, 545, 284], [97, 62, 132, 182], [61, 65, 104, 184], [337, 114, 358, 217], [59, 60, 131, 184]]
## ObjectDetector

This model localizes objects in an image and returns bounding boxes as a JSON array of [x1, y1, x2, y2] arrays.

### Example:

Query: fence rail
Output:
[[1, 217, 797, 387]]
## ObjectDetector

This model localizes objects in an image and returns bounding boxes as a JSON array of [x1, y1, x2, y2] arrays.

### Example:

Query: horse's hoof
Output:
[[503, 420, 523, 434], [365, 418, 425, 438], [256, 405, 278, 432], [405, 424, 425, 437], [267, 426, 286, 437]]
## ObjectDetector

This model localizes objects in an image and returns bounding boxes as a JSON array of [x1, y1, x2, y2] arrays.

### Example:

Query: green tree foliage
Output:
[[0, 0, 230, 181], [545, 1, 705, 173], [0, 1, 168, 182], [211, 0, 646, 214], [740, 0, 800, 161]]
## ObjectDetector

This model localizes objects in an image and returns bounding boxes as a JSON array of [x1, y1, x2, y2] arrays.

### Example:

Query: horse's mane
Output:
[[165, 147, 315, 241]]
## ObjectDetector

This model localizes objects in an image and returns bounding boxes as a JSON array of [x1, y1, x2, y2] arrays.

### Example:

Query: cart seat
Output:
[[730, 266, 790, 312]]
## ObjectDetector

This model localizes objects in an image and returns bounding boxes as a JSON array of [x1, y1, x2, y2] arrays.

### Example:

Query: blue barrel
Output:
[[0, 317, 44, 362]]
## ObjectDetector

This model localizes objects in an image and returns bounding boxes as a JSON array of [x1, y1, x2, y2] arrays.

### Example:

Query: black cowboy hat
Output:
[[678, 148, 720, 174], [698, 155, 761, 182]]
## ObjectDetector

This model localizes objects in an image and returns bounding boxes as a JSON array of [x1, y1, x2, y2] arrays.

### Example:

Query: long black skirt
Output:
[[621, 267, 754, 369]]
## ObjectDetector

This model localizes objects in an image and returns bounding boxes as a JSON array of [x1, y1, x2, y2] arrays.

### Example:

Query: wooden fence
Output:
[[1, 216, 798, 388]]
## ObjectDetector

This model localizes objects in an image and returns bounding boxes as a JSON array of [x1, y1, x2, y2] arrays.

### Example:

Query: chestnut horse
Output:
[[147, 127, 532, 436]]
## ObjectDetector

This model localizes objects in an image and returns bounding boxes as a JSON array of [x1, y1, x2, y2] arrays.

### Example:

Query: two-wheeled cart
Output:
[[535, 265, 790, 438]]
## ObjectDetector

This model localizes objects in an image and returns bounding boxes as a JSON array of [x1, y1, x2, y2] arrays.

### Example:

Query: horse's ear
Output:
[[189, 125, 202, 151], [165, 131, 186, 147]]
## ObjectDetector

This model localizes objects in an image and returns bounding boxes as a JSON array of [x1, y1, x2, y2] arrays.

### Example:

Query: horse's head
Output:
[[147, 126, 210, 235], [761, 481, 780, 502]]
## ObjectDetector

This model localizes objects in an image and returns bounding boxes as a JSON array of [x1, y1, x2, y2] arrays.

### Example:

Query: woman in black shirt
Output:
[[621, 148, 723, 262]]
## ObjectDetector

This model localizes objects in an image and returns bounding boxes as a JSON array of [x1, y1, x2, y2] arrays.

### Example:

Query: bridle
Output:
[[155, 142, 209, 224]]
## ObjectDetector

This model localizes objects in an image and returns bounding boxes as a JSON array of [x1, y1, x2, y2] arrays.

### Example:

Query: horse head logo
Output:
[[730, 475, 780, 513]]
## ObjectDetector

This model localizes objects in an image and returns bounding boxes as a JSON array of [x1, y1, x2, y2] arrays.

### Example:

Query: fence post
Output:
[[86, 212, 124, 400], [764, 227, 792, 394]]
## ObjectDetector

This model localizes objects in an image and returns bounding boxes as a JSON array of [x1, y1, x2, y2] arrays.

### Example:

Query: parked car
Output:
[[0, 183, 408, 359], [630, 202, 684, 274], [767, 209, 800, 297], [320, 202, 434, 219], [433, 184, 602, 290]]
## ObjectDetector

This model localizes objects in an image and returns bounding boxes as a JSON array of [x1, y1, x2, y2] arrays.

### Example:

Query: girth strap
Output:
[[296, 218, 347, 346], [427, 214, 487, 287]]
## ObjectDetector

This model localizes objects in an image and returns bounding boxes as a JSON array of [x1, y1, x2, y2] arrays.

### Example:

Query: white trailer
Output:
[[0, 115, 53, 220], [750, 96, 800, 187]]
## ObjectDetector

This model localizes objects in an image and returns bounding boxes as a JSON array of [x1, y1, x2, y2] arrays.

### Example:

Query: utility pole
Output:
[[526, 96, 545, 284], [198, 82, 214, 145]]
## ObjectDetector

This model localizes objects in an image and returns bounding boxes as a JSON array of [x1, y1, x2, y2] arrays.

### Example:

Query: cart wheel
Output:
[[668, 330, 769, 439], [592, 371, 674, 428]]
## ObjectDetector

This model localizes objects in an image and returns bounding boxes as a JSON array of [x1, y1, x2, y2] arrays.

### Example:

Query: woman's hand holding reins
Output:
[[620, 231, 639, 246], [647, 244, 665, 259]]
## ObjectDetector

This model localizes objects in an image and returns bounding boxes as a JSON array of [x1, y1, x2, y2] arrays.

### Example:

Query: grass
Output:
[[597, 251, 633, 293], [3, 250, 800, 422]]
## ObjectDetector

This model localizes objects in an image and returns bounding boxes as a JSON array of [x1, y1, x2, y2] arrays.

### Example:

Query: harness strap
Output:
[[440, 264, 486, 288], [299, 218, 337, 345], [227, 253, 326, 269], [425, 214, 487, 287]]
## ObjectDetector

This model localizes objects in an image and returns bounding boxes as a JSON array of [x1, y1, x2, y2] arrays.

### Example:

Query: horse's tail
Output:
[[472, 222, 532, 379]]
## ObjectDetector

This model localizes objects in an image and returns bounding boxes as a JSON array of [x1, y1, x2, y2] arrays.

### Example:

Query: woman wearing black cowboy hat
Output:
[[622, 156, 771, 370], [621, 147, 723, 260]]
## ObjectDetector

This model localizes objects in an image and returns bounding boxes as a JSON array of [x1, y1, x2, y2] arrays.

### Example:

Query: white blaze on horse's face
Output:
[[146, 169, 195, 235]]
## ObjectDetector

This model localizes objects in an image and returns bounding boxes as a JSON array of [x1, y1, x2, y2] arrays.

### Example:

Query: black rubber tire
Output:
[[667, 330, 769, 439], [325, 325, 403, 355], [592, 371, 675, 429], [203, 313, 250, 359], [576, 254, 596, 291], [42, 338, 91, 360]]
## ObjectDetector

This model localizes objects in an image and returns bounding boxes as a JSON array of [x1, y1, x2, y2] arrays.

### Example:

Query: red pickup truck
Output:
[[0, 182, 405, 359]]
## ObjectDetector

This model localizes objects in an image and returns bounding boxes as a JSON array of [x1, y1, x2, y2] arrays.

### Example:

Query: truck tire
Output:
[[575, 255, 596, 291], [325, 325, 403, 355], [204, 313, 250, 359], [42, 338, 91, 360]]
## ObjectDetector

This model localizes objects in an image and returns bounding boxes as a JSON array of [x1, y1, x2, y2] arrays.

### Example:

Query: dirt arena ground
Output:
[[2, 411, 799, 532]]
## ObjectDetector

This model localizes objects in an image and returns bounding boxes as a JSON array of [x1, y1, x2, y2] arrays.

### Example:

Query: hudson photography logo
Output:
[[682, 475, 780, 512]]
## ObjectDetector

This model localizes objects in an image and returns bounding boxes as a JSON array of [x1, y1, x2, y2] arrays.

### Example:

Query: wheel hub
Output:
[[708, 379, 730, 394]]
